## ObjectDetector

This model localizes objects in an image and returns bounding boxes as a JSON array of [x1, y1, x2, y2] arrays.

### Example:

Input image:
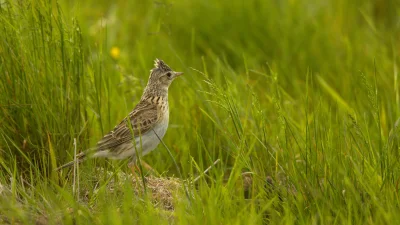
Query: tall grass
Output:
[[1, 0, 400, 224]]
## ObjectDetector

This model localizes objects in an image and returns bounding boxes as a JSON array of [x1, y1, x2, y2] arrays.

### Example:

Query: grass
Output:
[[1, 0, 400, 224]]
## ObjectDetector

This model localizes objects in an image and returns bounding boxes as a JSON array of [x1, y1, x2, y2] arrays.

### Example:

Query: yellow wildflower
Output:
[[110, 47, 121, 59]]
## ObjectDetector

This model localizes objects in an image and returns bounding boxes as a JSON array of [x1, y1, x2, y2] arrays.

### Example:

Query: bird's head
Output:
[[148, 59, 183, 87]]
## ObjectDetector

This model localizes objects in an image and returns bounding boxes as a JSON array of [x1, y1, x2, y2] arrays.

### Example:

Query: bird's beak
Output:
[[174, 71, 184, 77]]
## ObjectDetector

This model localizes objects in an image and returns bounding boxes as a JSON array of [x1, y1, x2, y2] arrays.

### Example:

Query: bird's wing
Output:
[[96, 101, 160, 152]]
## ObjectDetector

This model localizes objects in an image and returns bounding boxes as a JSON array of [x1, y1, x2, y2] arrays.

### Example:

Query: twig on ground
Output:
[[73, 138, 79, 201], [193, 159, 220, 183]]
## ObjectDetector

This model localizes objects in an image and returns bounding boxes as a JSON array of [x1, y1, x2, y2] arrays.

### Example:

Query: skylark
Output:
[[56, 59, 183, 171]]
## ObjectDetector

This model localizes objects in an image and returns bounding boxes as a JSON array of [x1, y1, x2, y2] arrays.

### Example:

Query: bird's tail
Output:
[[55, 151, 88, 171]]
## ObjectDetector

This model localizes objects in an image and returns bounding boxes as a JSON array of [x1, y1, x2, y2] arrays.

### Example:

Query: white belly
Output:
[[138, 117, 169, 155], [109, 115, 169, 160]]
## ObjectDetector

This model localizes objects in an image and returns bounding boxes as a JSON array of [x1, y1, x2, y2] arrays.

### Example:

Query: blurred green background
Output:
[[1, 0, 400, 224]]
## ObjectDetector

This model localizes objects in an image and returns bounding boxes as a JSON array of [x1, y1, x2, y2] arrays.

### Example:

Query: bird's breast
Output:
[[138, 109, 169, 155]]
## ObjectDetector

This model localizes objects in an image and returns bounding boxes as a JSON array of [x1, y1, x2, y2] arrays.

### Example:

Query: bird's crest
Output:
[[154, 59, 172, 72]]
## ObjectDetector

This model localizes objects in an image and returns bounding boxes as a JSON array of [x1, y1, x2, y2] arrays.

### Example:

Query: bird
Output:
[[56, 59, 183, 171]]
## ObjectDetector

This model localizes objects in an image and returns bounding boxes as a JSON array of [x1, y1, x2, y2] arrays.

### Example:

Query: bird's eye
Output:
[[166, 72, 172, 78]]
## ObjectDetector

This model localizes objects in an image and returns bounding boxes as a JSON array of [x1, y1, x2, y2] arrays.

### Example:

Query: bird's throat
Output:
[[142, 84, 169, 101]]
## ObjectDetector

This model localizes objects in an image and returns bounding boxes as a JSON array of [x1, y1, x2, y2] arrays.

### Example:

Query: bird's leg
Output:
[[140, 160, 159, 176], [128, 160, 140, 175], [128, 158, 158, 176]]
